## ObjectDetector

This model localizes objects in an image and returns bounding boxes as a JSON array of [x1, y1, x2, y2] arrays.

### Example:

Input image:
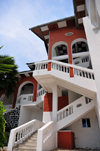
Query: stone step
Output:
[[30, 137, 37, 141], [18, 146, 36, 150], [23, 141, 37, 146], [13, 149, 36, 151], [19, 142, 37, 147]]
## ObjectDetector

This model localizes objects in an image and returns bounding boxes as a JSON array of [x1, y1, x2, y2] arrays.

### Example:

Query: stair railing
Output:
[[8, 119, 44, 151], [37, 88, 45, 97], [37, 121, 57, 151], [57, 96, 92, 122]]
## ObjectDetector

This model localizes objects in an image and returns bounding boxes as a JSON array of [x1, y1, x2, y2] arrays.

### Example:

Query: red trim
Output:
[[12, 77, 37, 108], [44, 93, 52, 112], [48, 62, 51, 71], [58, 96, 68, 111], [68, 44, 74, 77]]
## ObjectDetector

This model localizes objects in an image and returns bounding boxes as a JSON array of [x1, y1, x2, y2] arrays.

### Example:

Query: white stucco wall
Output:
[[68, 90, 82, 104], [66, 109, 100, 149], [43, 112, 52, 123], [83, 16, 100, 126], [18, 105, 43, 126]]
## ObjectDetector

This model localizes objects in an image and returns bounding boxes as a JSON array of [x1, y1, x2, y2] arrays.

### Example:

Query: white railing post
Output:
[[37, 121, 56, 151], [37, 129, 43, 151], [8, 129, 16, 151]]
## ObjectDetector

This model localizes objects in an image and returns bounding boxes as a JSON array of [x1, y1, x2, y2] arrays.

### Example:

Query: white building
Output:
[[6, 0, 100, 150]]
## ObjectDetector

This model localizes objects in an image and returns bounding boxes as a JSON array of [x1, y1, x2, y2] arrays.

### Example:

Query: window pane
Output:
[[82, 119, 87, 127], [87, 118, 91, 127]]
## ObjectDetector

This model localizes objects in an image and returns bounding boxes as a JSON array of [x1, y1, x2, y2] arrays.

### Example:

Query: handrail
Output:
[[57, 96, 92, 122], [8, 119, 44, 151], [37, 121, 56, 151], [34, 60, 93, 73]]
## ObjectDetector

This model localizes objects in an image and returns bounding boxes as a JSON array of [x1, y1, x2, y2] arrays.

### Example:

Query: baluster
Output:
[[63, 110, 66, 118], [63, 110, 65, 118], [68, 107, 71, 115], [63, 67, 65, 72], [58, 65, 60, 71], [77, 69, 79, 75], [74, 68, 76, 75], [71, 106, 73, 114], [60, 112, 62, 120]]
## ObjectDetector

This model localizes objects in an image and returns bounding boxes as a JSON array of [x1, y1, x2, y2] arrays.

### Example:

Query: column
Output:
[[52, 85, 58, 121]]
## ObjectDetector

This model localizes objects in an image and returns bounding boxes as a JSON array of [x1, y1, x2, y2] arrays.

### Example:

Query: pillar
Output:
[[52, 85, 58, 121]]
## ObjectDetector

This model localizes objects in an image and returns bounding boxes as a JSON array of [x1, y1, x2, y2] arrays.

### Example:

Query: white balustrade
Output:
[[17, 94, 33, 105], [35, 61, 48, 70], [57, 96, 93, 122], [34, 60, 95, 80], [8, 119, 44, 151], [37, 88, 45, 97], [37, 121, 56, 151]]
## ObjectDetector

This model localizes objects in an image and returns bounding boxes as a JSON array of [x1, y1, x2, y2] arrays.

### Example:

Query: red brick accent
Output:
[[58, 131, 75, 149], [58, 96, 68, 111], [12, 77, 37, 108], [48, 62, 51, 71], [48, 27, 86, 77], [44, 93, 52, 112]]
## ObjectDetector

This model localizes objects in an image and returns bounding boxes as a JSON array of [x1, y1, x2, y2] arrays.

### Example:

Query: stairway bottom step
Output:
[[13, 149, 36, 151]]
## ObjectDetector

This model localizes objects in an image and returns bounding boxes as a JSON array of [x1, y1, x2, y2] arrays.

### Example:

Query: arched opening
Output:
[[52, 42, 68, 63], [20, 83, 34, 95], [72, 41, 89, 54], [17, 82, 34, 104], [71, 39, 91, 68]]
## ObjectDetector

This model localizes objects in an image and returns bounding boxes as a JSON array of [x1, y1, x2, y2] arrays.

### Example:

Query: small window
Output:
[[82, 118, 91, 128]]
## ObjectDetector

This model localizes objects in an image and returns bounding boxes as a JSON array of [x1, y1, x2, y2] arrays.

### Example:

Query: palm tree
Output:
[[0, 46, 15, 73], [0, 46, 18, 96]]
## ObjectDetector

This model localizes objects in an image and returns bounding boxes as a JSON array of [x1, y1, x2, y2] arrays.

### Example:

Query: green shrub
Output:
[[0, 101, 6, 147]]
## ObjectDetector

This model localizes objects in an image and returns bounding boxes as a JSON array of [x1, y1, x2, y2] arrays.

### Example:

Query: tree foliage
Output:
[[0, 101, 6, 147], [0, 46, 15, 73], [0, 46, 18, 97], [0, 55, 18, 96]]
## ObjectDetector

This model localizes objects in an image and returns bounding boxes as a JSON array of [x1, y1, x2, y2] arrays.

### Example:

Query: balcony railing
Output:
[[34, 60, 95, 80]]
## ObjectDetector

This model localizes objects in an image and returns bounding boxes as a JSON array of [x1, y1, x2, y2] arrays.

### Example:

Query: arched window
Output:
[[20, 83, 34, 95], [71, 39, 90, 68], [54, 44, 68, 56], [72, 41, 89, 54], [52, 42, 68, 63], [52, 42, 68, 57]]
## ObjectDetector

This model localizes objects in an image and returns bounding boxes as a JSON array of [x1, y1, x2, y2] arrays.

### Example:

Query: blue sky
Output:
[[0, 0, 74, 71]]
